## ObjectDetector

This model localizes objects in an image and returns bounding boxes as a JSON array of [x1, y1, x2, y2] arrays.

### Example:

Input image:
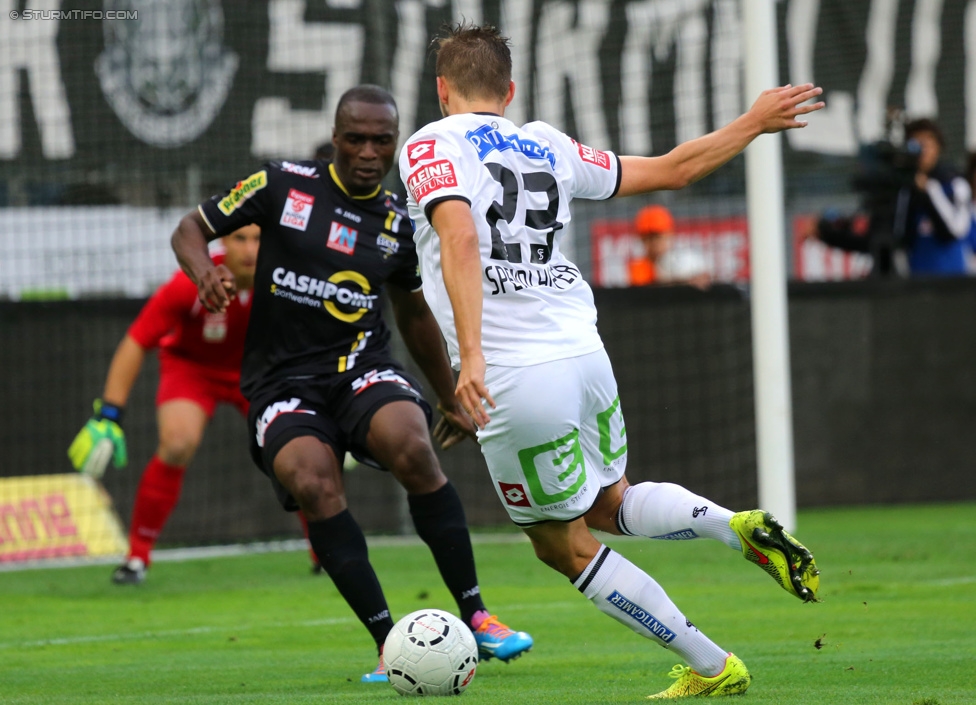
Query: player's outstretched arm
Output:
[[67, 335, 144, 477], [430, 199, 495, 430], [102, 335, 146, 409], [389, 286, 477, 448], [617, 83, 824, 197], [171, 209, 236, 313]]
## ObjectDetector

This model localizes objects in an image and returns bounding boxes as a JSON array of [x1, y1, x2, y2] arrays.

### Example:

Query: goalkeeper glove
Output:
[[67, 399, 128, 478]]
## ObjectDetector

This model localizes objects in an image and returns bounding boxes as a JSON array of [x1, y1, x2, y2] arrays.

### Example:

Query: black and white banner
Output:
[[2, 0, 974, 183]]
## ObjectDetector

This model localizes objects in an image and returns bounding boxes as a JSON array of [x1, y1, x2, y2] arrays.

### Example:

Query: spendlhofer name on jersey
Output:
[[485, 262, 581, 295]]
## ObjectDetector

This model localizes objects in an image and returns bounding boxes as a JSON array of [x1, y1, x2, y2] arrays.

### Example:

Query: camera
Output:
[[852, 139, 921, 201], [813, 139, 921, 277]]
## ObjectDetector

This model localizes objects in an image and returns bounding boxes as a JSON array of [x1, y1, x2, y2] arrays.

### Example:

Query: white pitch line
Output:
[[0, 603, 579, 652], [0, 617, 354, 651], [924, 575, 976, 587], [0, 532, 531, 573]]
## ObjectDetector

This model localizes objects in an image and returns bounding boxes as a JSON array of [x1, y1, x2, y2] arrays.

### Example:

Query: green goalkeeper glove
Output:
[[67, 399, 128, 478]]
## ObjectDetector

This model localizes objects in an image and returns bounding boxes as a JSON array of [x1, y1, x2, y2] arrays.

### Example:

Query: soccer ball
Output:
[[384, 609, 478, 696]]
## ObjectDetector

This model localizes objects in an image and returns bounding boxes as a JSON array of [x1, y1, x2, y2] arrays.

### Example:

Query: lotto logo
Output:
[[499, 482, 531, 507], [573, 140, 611, 170], [406, 139, 436, 168], [407, 160, 457, 201]]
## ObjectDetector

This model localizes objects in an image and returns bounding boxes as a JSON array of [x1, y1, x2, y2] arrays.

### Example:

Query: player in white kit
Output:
[[400, 23, 825, 700]]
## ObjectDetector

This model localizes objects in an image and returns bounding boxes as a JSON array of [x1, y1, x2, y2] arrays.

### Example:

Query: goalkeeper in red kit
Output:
[[68, 225, 260, 584]]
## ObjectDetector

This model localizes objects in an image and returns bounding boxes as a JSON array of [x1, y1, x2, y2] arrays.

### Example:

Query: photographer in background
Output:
[[963, 152, 976, 273], [806, 118, 973, 277], [902, 119, 973, 275]]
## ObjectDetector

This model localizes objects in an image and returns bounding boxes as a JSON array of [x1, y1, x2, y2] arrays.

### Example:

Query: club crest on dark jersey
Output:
[[377, 233, 399, 259]]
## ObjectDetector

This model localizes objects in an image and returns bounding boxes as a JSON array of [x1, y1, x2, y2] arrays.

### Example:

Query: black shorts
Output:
[[246, 360, 432, 511]]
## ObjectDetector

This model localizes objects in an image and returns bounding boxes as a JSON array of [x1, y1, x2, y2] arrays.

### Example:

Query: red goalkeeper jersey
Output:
[[127, 256, 252, 384]]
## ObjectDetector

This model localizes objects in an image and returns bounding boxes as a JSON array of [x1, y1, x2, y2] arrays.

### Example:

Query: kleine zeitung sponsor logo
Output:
[[407, 160, 457, 201]]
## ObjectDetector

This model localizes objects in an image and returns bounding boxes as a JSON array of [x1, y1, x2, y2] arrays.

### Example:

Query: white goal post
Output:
[[743, 0, 798, 530]]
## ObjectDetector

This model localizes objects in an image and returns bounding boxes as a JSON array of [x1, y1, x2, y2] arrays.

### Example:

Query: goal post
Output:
[[743, 0, 798, 530]]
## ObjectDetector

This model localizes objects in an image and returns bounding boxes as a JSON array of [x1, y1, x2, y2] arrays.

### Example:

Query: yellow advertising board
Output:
[[0, 474, 127, 563]]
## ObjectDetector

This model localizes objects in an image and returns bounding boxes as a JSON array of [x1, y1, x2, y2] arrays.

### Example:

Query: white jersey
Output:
[[400, 113, 621, 369]]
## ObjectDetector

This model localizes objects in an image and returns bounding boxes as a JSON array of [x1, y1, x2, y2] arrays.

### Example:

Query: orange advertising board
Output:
[[0, 474, 127, 562]]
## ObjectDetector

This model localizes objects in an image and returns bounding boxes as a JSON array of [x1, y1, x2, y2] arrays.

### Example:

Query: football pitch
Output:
[[2, 503, 974, 704]]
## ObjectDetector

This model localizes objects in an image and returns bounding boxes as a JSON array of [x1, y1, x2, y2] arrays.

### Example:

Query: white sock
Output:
[[617, 482, 740, 550], [572, 545, 729, 676]]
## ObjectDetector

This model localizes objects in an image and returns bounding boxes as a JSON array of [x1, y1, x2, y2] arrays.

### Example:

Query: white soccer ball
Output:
[[384, 609, 478, 696]]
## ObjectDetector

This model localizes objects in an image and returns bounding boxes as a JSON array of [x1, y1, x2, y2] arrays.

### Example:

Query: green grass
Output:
[[2, 504, 975, 703]]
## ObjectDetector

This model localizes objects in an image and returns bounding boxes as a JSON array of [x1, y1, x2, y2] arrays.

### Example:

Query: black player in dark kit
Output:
[[171, 85, 532, 682]]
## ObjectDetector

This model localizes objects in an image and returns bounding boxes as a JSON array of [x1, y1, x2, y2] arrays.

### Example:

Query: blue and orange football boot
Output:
[[361, 646, 389, 683], [472, 614, 533, 662]]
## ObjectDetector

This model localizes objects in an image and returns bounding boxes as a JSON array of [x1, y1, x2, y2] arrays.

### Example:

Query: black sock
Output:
[[307, 510, 393, 648], [408, 481, 486, 626]]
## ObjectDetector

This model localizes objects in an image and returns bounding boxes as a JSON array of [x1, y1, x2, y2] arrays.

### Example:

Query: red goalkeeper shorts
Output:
[[156, 357, 248, 418]]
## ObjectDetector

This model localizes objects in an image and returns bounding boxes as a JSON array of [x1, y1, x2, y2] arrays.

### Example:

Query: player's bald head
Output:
[[435, 22, 512, 102], [334, 85, 398, 128], [331, 85, 399, 196]]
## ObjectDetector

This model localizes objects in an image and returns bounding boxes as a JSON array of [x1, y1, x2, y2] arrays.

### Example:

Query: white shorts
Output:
[[477, 348, 628, 525]]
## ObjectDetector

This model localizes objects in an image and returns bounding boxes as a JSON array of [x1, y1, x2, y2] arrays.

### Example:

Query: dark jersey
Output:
[[199, 160, 421, 400]]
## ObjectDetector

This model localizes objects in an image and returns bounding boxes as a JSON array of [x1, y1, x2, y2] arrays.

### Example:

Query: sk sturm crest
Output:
[[383, 609, 478, 696], [95, 0, 239, 147]]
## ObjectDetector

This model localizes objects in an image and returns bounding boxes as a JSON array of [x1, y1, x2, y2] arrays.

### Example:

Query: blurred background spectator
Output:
[[964, 151, 976, 274], [313, 140, 335, 161], [629, 205, 711, 289]]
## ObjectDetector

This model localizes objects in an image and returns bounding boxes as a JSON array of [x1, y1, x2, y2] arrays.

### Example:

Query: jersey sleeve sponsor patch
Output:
[[572, 140, 611, 170], [406, 139, 437, 168], [218, 170, 268, 215], [408, 160, 458, 202], [280, 188, 315, 231]]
